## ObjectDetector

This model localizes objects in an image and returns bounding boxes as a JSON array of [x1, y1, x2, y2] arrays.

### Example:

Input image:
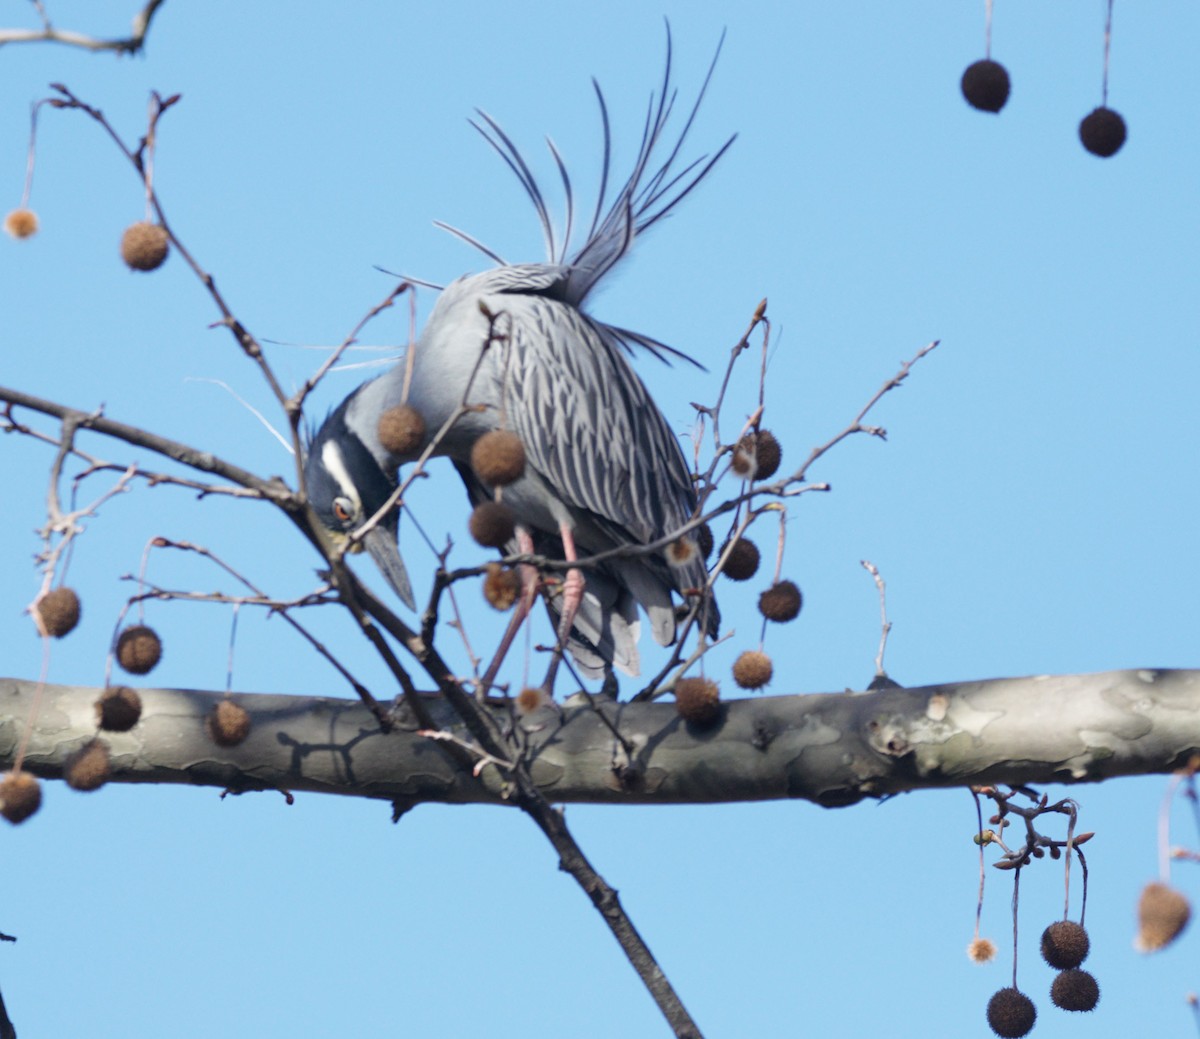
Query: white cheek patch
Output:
[[321, 440, 363, 515]]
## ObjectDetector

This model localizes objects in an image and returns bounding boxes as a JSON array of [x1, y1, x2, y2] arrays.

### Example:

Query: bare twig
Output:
[[0, 0, 166, 54]]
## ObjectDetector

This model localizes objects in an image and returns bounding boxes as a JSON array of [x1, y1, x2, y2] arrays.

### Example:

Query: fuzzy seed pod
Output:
[[0, 770, 42, 824], [65, 738, 111, 792], [961, 59, 1011, 113], [1040, 920, 1089, 969], [722, 538, 760, 582], [1050, 969, 1099, 1013], [469, 501, 516, 549], [120, 221, 170, 271], [34, 587, 81, 638], [209, 699, 251, 747], [967, 937, 997, 964], [1136, 881, 1191, 952], [732, 650, 773, 690], [471, 430, 526, 486], [759, 580, 802, 622], [483, 562, 521, 611], [666, 535, 700, 568], [695, 523, 714, 562], [751, 429, 782, 479], [377, 404, 426, 456], [674, 677, 720, 726], [95, 686, 143, 733], [1079, 107, 1127, 158], [985, 987, 1036, 1039], [116, 624, 162, 675], [515, 686, 550, 715], [731, 439, 755, 478], [4, 208, 39, 239]]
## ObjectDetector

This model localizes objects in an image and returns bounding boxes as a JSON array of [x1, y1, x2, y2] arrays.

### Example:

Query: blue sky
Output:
[[2, 2, 1198, 1036]]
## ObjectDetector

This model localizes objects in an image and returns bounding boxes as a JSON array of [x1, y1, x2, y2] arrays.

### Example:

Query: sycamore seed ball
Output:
[[471, 430, 526, 487], [4, 208, 39, 239], [95, 686, 143, 733], [759, 580, 802, 623], [1136, 881, 1191, 952], [985, 987, 1036, 1039], [34, 587, 81, 638], [65, 738, 111, 792], [483, 562, 521, 611], [116, 624, 162, 675], [1079, 107, 1127, 158], [732, 650, 773, 690], [1050, 969, 1100, 1013], [469, 501, 516, 549], [377, 404, 426, 456], [722, 537, 760, 582], [0, 770, 42, 824], [696, 523, 714, 562], [674, 677, 720, 726], [967, 937, 998, 964], [516, 686, 550, 715], [1041, 920, 1089, 969], [961, 59, 1011, 113], [752, 429, 782, 479], [120, 221, 170, 271], [209, 699, 252, 747]]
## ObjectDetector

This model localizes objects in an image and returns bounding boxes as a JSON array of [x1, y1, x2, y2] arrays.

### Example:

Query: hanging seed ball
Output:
[[515, 686, 550, 715], [4, 207, 39, 239], [986, 987, 1036, 1039], [1050, 969, 1100, 1013], [116, 624, 162, 675], [65, 738, 111, 792], [967, 937, 998, 964], [667, 535, 701, 568], [209, 699, 252, 747], [95, 686, 143, 733], [1041, 920, 1090, 969], [961, 59, 1011, 113], [732, 649, 773, 690], [34, 587, 81, 638], [674, 677, 721, 726], [696, 522, 714, 562], [377, 404, 427, 456], [759, 580, 802, 622], [471, 429, 526, 487], [483, 562, 521, 611], [120, 221, 170, 271], [731, 439, 755, 478], [469, 501, 516, 549], [1079, 107, 1127, 158], [722, 537, 760, 582], [0, 770, 42, 824], [752, 429, 782, 479], [1136, 881, 1192, 952]]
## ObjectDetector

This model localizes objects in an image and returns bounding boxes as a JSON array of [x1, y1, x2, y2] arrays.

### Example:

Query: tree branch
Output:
[[0, 0, 166, 54]]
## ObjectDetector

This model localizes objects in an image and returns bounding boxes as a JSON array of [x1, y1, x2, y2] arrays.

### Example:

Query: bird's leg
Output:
[[541, 523, 585, 693], [476, 528, 540, 700]]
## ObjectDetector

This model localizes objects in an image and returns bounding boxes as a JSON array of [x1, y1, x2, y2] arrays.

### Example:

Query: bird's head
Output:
[[303, 400, 416, 610]]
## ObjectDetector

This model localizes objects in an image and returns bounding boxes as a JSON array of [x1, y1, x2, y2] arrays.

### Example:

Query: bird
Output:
[[304, 33, 731, 687]]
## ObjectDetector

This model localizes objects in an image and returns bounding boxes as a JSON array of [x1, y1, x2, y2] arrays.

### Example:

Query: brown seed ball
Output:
[[666, 535, 700, 568], [120, 221, 170, 271], [1079, 106, 1127, 158], [209, 699, 251, 747], [732, 650, 773, 690], [1050, 969, 1100, 1013], [759, 580, 802, 622], [469, 501, 516, 549], [961, 59, 1011, 113], [471, 430, 526, 487], [515, 686, 549, 715], [986, 987, 1036, 1039], [674, 677, 720, 726], [34, 587, 81, 638], [1041, 920, 1090, 969], [752, 429, 782, 479], [65, 738, 111, 792], [4, 207, 39, 239], [0, 770, 42, 824], [967, 937, 998, 964], [483, 562, 521, 611], [1136, 881, 1192, 952], [696, 523, 714, 562], [731, 439, 755, 478], [116, 624, 162, 675], [722, 537, 760, 582], [377, 404, 426, 456], [95, 686, 143, 733]]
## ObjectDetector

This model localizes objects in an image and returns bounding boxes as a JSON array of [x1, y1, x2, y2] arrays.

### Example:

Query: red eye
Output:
[[332, 498, 353, 523]]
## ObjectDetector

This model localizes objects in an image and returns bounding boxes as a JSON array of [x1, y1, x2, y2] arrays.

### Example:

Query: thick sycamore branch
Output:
[[3, 668, 1198, 807]]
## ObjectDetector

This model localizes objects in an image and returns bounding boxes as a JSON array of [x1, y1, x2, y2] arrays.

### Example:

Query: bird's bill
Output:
[[362, 523, 417, 611]]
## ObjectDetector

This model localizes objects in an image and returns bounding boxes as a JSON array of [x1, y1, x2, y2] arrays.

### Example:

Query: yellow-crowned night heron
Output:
[[305, 35, 730, 684]]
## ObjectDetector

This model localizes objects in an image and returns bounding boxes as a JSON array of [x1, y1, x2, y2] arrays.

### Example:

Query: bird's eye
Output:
[[332, 497, 356, 525]]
